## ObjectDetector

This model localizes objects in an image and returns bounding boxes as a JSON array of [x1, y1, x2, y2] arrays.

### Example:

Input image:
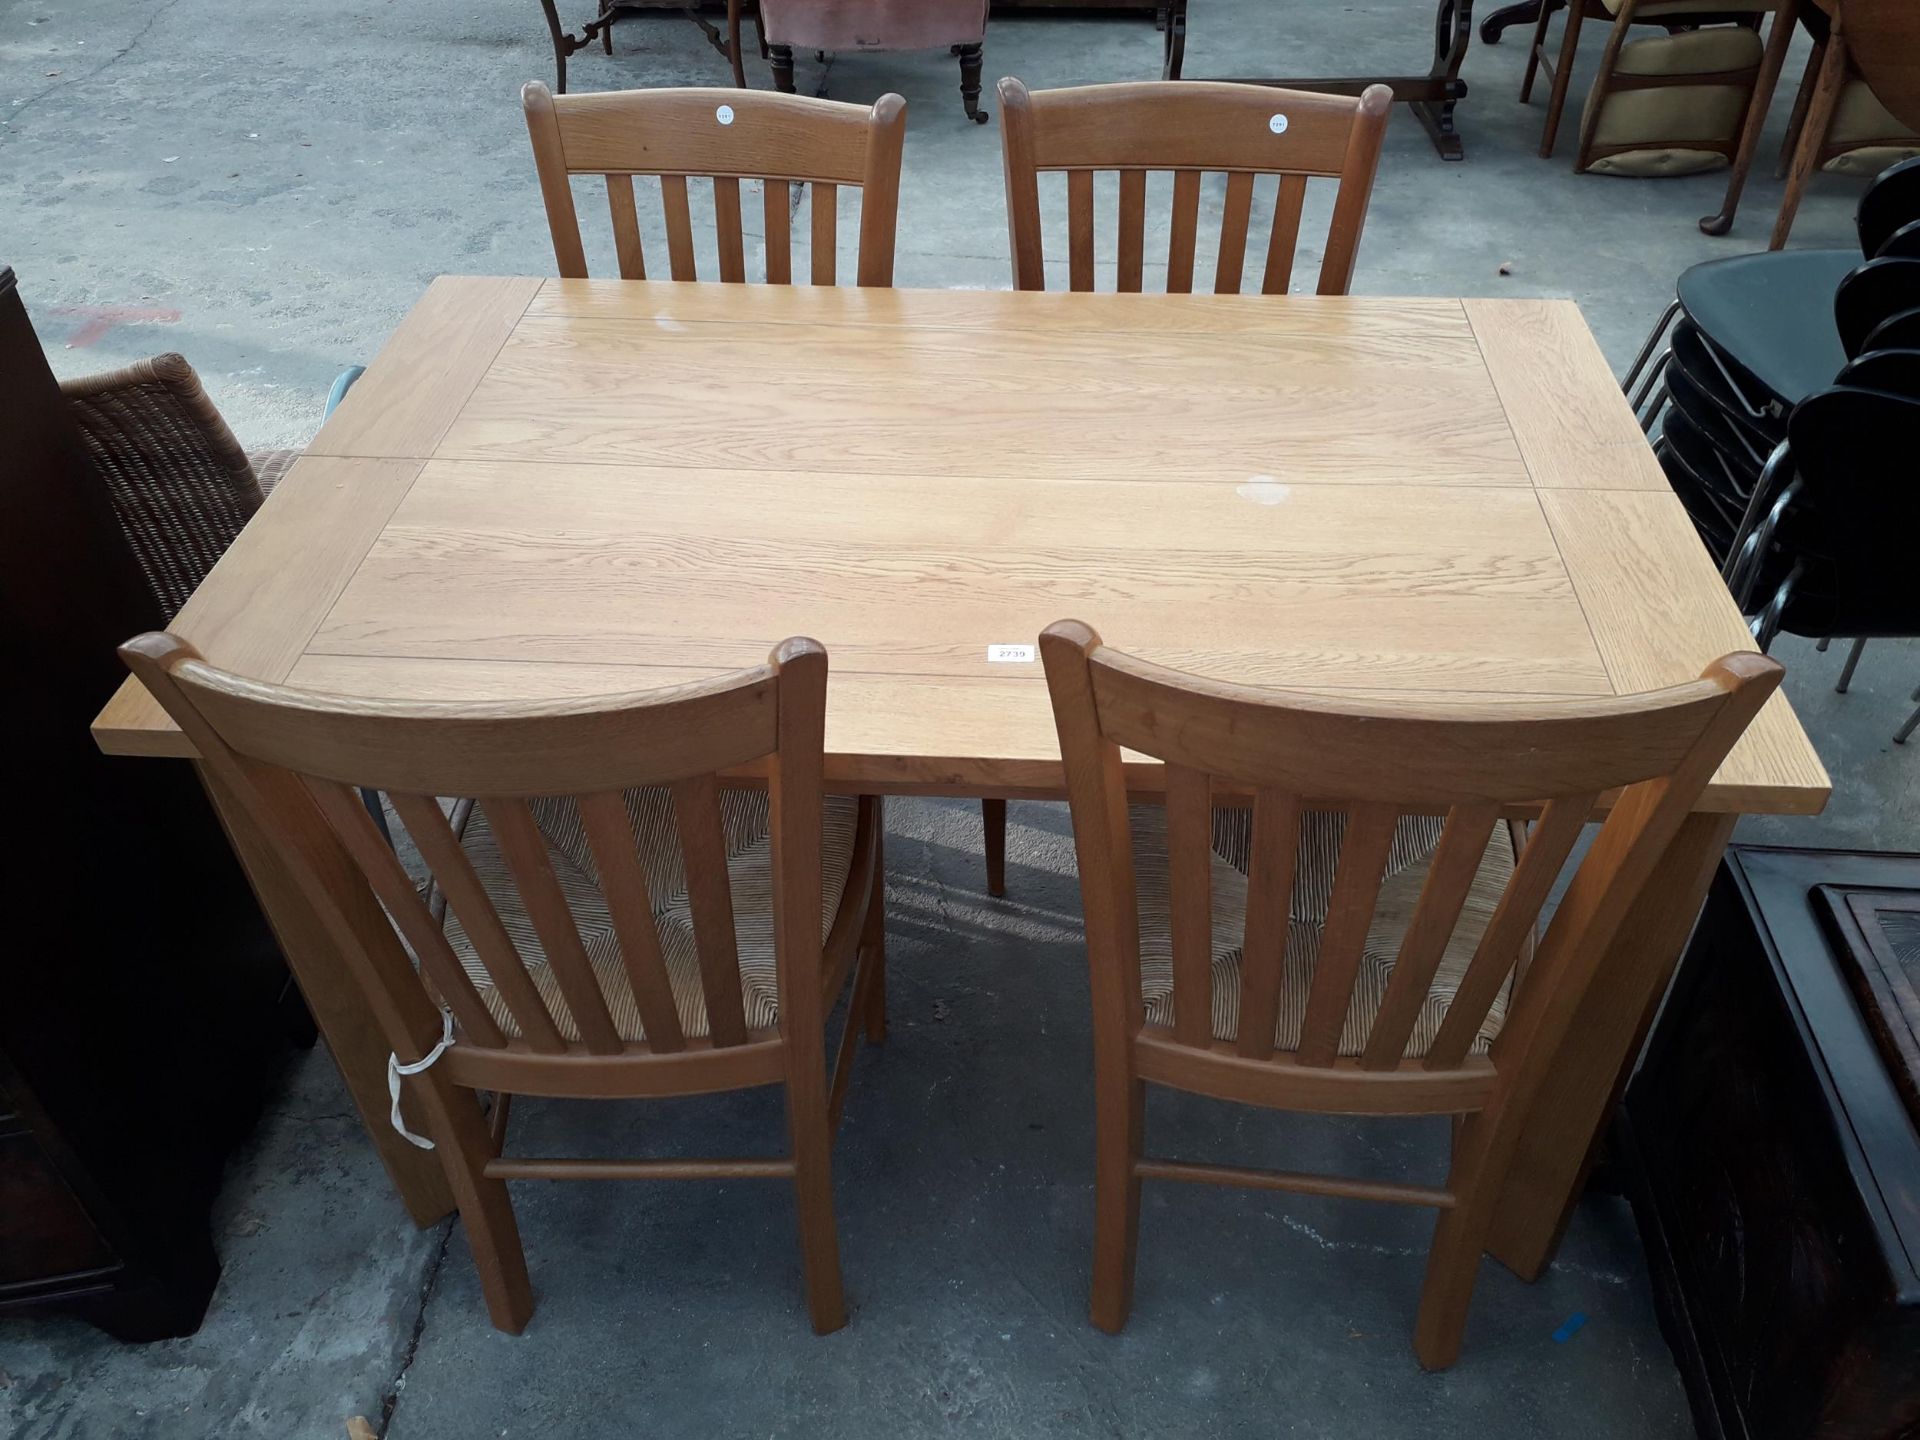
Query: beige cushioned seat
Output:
[[1823, 80, 1920, 175], [1583, 27, 1766, 177], [439, 789, 860, 1043], [1138, 810, 1521, 1057]]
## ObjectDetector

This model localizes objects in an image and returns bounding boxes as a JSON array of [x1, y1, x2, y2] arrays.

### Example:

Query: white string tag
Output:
[[387, 1008, 455, 1150]]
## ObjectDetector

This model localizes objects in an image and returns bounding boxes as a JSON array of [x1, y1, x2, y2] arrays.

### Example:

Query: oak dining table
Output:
[[90, 275, 1827, 1284]]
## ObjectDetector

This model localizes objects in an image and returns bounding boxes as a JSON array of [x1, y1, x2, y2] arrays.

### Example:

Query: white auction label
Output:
[[987, 644, 1037, 664], [1269, 113, 1289, 135], [716, 104, 735, 125]]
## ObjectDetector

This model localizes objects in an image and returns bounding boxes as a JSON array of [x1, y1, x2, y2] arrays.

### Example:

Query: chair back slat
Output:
[[578, 788, 688, 1052], [482, 797, 623, 1054], [1423, 794, 1593, 1068], [660, 173, 699, 281], [122, 633, 835, 1073], [1167, 169, 1202, 294], [1234, 787, 1301, 1059], [606, 174, 647, 280], [1358, 804, 1499, 1069], [1040, 620, 1783, 1092], [390, 790, 568, 1054], [1068, 169, 1096, 292], [1117, 169, 1147, 292], [305, 778, 506, 1048], [714, 176, 747, 282], [1295, 803, 1398, 1066], [672, 774, 751, 1047], [521, 83, 904, 287], [812, 182, 838, 285], [1214, 171, 1255, 294], [998, 78, 1391, 295], [1263, 172, 1308, 295], [765, 179, 793, 284], [1164, 763, 1216, 1046]]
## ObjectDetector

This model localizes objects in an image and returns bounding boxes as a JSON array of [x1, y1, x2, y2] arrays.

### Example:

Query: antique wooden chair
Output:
[[996, 79, 1392, 296], [120, 633, 888, 1336], [1038, 618, 1781, 1368], [522, 81, 906, 285], [1770, 0, 1920, 249], [759, 0, 992, 124]]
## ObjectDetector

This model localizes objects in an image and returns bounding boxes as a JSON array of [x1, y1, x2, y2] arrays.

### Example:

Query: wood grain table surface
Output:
[[92, 275, 1827, 817]]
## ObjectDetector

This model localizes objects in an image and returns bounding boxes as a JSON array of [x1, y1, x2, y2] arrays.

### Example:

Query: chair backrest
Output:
[[1863, 305, 1920, 352], [996, 79, 1391, 296], [1784, 386, 1920, 633], [60, 354, 263, 622], [1846, 0, 1920, 134], [1858, 154, 1920, 257], [1836, 345, 1920, 398], [1039, 619, 1779, 1108], [522, 82, 907, 286], [119, 632, 833, 1073], [1835, 256, 1920, 356]]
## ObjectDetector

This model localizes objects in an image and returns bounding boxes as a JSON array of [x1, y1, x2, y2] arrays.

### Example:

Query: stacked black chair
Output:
[[1625, 157, 1920, 743]]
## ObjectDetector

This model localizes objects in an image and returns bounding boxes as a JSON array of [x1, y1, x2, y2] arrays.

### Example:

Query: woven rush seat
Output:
[[1139, 810, 1522, 1057], [436, 788, 860, 1043]]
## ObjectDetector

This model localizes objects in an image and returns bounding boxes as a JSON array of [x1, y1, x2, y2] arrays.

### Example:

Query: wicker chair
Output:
[[59, 354, 298, 622]]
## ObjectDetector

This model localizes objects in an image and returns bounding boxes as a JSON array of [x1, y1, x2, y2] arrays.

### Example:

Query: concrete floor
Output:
[[2, 0, 1915, 1436]]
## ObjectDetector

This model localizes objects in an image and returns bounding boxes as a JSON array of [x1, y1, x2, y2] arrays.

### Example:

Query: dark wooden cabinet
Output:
[[1619, 846, 1920, 1440], [0, 266, 308, 1341]]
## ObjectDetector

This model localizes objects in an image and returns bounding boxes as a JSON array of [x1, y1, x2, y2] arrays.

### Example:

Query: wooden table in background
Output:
[[92, 277, 1827, 1279]]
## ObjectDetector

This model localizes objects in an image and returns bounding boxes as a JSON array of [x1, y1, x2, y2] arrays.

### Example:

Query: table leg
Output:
[[197, 764, 457, 1228], [1700, 0, 1801, 236], [1486, 810, 1736, 1280], [1410, 0, 1477, 160]]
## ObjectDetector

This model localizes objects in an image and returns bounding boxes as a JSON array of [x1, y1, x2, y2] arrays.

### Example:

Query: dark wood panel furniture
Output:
[[0, 266, 304, 1341], [1619, 845, 1920, 1440], [1161, 0, 1480, 159]]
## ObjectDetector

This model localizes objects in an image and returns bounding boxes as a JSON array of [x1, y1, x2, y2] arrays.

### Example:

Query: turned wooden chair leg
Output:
[[1772, 32, 1849, 250], [862, 827, 888, 1045], [769, 42, 796, 94], [1539, 0, 1588, 157], [419, 1075, 533, 1334], [981, 797, 1007, 897], [1701, 0, 1799, 236], [539, 0, 572, 95], [1090, 1076, 1145, 1333], [727, 0, 747, 88], [785, 1052, 849, 1334], [955, 42, 988, 123]]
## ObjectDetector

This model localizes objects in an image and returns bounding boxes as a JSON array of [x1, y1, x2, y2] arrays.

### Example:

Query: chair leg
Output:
[[1571, 1, 1637, 174], [981, 797, 1007, 897], [1520, 0, 1555, 102], [1896, 689, 1919, 745], [952, 42, 988, 123], [1836, 637, 1868, 693], [726, 0, 747, 88], [1090, 1077, 1145, 1333], [785, 1053, 848, 1334], [862, 826, 888, 1045], [1412, 1113, 1500, 1370], [1777, 41, 1823, 179], [539, 0, 571, 95], [1700, 0, 1800, 237], [769, 42, 796, 94], [419, 1076, 533, 1334], [1772, 34, 1849, 250], [1539, 0, 1588, 157]]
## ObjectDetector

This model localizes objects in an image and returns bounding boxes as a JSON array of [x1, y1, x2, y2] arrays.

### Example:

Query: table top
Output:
[[92, 276, 1829, 814]]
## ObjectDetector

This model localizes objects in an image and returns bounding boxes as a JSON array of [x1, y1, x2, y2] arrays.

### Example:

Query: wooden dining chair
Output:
[[522, 81, 906, 286], [996, 78, 1392, 296], [1769, 0, 1920, 249], [120, 632, 887, 1337], [1038, 619, 1782, 1368]]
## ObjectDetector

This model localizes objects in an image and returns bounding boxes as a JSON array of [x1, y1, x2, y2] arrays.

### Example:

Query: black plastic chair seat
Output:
[[1676, 250, 1856, 413], [1670, 318, 1786, 454]]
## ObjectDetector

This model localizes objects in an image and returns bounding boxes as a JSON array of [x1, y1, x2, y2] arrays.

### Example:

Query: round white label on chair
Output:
[[1269, 113, 1289, 135], [716, 104, 735, 125]]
